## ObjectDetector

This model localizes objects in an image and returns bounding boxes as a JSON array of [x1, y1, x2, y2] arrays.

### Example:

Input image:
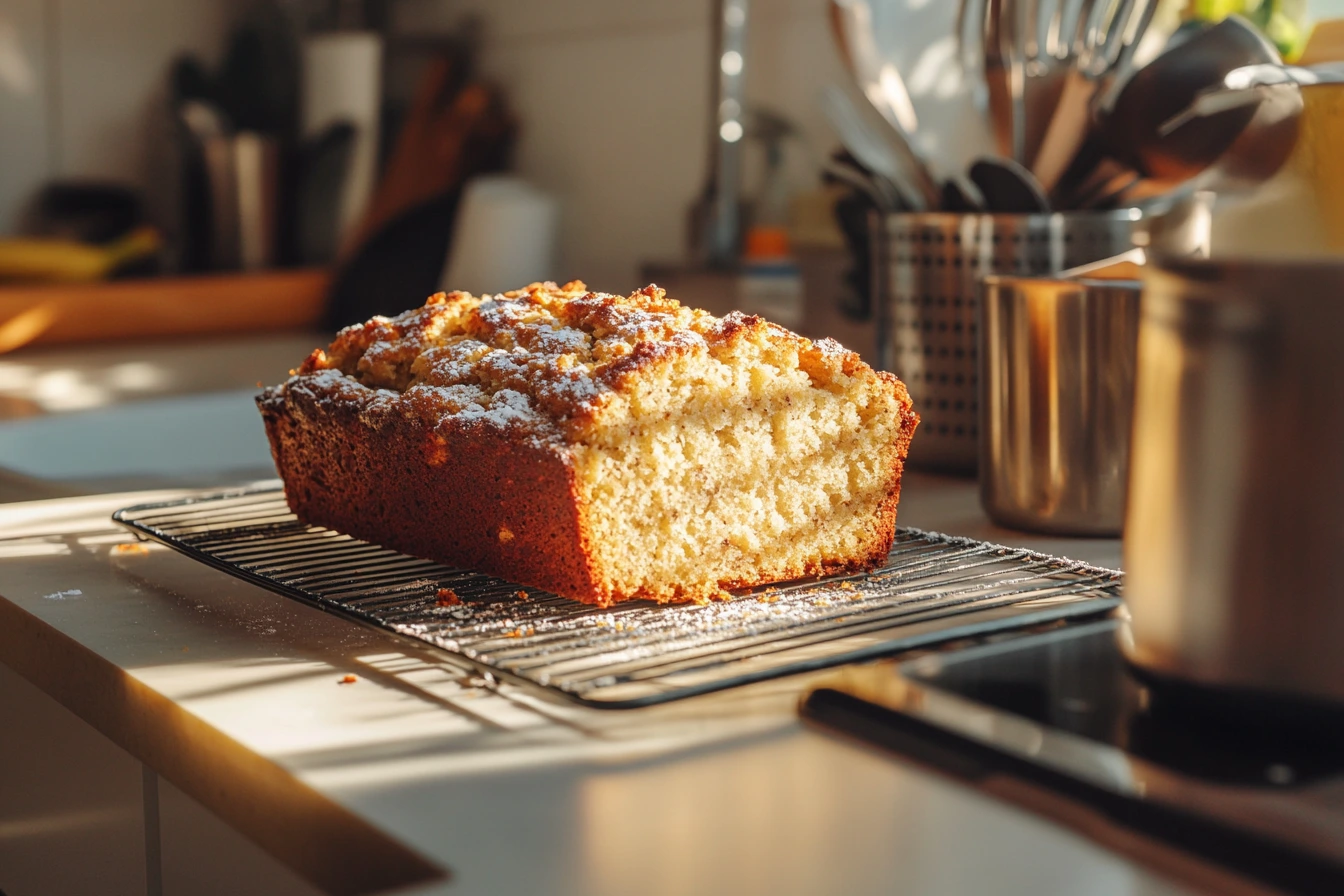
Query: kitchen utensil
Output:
[[1122, 253, 1344, 708], [1035, 4, 1187, 200], [940, 177, 985, 212], [1005, 0, 1031, 164], [1026, 0, 1091, 188], [302, 30, 383, 246], [1099, 15, 1279, 182], [197, 132, 281, 271], [1060, 158, 1142, 209], [958, 0, 1151, 166], [955, 0, 987, 94], [874, 208, 1140, 473], [1089, 0, 1165, 116], [294, 122, 357, 265], [234, 133, 280, 270], [344, 65, 514, 262], [821, 86, 928, 209], [823, 160, 904, 212], [1015, 0, 1072, 170], [829, 0, 919, 135], [1158, 60, 1344, 134], [175, 99, 228, 272], [179, 99, 232, 142], [979, 266, 1141, 535], [968, 156, 1051, 212], [215, 3, 300, 139], [1030, 4, 1105, 192], [982, 0, 1022, 161], [324, 189, 463, 329], [1124, 75, 1303, 235], [825, 6, 941, 208], [870, 0, 997, 177], [830, 190, 881, 321], [169, 55, 215, 109]]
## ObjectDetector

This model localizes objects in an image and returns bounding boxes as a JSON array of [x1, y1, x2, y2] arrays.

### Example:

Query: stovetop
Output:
[[802, 618, 1344, 895]]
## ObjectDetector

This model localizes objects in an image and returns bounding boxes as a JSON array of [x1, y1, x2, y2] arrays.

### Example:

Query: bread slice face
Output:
[[259, 281, 917, 606]]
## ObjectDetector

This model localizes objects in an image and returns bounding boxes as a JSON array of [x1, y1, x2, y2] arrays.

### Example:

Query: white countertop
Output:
[[0, 469, 1203, 896], [0, 340, 1197, 896]]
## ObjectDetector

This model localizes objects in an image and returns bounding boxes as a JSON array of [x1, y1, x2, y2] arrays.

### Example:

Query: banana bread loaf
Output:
[[258, 281, 918, 606]]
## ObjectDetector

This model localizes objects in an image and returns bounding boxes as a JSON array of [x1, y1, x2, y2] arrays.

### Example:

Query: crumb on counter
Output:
[[497, 525, 515, 544], [113, 542, 151, 556], [338, 674, 357, 685]]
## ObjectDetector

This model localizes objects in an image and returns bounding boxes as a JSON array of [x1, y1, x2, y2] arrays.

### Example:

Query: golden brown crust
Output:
[[293, 281, 876, 441], [259, 378, 603, 599]]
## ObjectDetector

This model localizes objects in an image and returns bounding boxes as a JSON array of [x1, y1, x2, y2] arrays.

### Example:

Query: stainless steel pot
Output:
[[979, 273, 1141, 535], [1121, 254, 1344, 706]]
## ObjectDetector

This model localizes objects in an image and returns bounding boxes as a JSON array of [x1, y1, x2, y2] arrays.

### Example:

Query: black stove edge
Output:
[[800, 685, 1344, 896]]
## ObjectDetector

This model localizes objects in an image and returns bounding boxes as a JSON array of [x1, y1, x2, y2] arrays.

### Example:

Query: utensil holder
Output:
[[874, 209, 1141, 474]]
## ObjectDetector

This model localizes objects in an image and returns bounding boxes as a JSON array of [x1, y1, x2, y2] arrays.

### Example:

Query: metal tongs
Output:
[[955, 0, 1163, 181], [1160, 62, 1344, 136]]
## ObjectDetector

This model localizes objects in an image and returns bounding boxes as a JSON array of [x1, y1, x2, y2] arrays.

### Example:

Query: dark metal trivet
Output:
[[113, 486, 1122, 707]]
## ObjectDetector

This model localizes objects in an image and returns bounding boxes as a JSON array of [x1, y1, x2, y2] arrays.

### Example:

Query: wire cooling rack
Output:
[[114, 487, 1121, 708]]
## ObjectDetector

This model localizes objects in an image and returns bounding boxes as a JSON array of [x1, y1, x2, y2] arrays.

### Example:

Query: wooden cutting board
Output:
[[0, 268, 328, 353]]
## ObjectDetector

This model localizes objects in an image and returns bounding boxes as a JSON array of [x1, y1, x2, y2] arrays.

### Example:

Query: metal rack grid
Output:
[[114, 487, 1122, 708]]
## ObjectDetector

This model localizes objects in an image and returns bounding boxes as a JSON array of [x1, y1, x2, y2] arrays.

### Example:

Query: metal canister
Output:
[[1121, 254, 1344, 708], [978, 273, 1141, 535], [874, 210, 1140, 473]]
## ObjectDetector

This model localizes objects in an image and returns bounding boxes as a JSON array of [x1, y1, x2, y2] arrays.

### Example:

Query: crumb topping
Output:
[[278, 281, 867, 443]]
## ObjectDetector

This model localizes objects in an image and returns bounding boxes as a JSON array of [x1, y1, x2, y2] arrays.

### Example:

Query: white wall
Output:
[[394, 0, 987, 291], [8, 0, 1341, 278], [0, 0, 236, 232]]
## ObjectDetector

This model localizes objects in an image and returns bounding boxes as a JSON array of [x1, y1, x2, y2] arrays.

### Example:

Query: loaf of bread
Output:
[[258, 281, 918, 606]]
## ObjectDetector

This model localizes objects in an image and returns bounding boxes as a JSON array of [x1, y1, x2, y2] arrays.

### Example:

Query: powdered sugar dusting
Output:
[[275, 281, 861, 441]]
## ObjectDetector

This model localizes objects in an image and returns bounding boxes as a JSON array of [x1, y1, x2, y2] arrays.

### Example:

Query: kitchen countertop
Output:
[[0, 468, 1214, 896]]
